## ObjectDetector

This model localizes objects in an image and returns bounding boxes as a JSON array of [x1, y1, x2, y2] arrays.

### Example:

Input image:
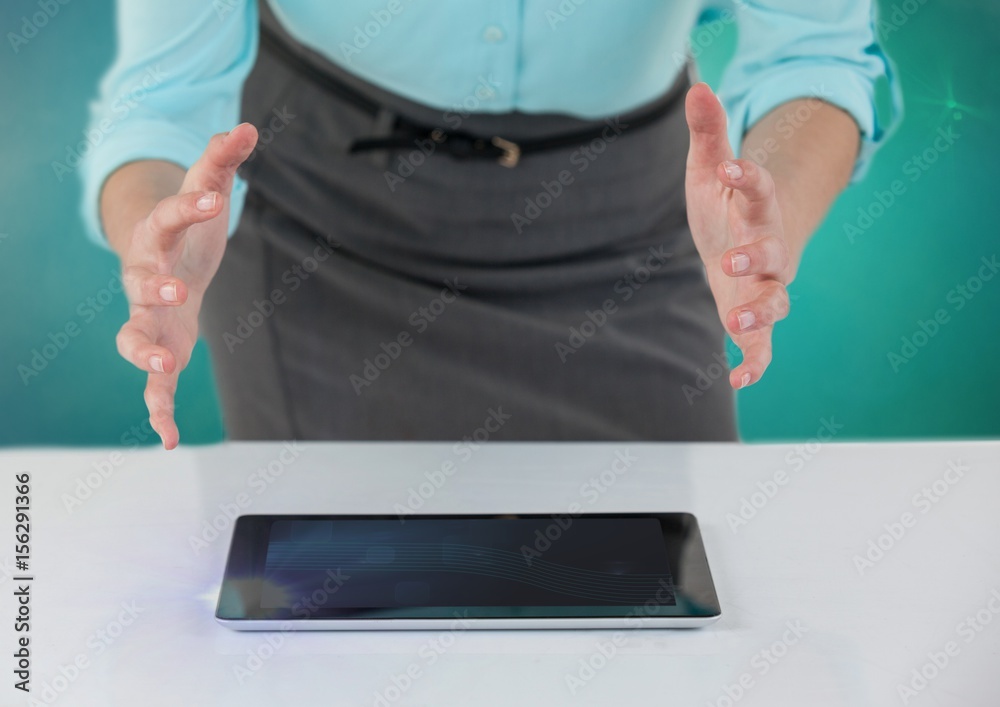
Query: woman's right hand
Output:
[[113, 123, 258, 449]]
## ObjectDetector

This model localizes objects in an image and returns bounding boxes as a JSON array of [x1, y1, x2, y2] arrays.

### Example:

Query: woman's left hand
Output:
[[683, 82, 795, 390]]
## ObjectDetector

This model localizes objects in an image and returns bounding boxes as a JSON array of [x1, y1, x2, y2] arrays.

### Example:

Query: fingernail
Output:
[[737, 310, 756, 331], [196, 193, 217, 211], [731, 252, 750, 273], [150, 355, 164, 373], [159, 283, 177, 302], [723, 161, 743, 181], [740, 372, 751, 389]]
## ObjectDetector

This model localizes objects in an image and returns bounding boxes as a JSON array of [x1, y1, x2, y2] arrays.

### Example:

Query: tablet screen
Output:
[[217, 514, 718, 621]]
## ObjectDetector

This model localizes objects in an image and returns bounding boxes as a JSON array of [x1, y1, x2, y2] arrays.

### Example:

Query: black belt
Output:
[[260, 23, 683, 168]]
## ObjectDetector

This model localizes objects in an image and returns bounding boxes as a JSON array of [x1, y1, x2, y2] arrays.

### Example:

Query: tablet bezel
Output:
[[215, 512, 720, 629]]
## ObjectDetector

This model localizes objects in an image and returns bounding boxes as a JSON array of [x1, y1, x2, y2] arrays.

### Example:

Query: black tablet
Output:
[[216, 513, 721, 630]]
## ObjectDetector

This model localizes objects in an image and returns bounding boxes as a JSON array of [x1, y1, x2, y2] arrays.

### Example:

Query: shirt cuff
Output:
[[79, 122, 247, 250]]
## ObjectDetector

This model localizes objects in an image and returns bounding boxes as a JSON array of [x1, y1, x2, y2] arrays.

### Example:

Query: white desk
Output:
[[1, 441, 997, 706]]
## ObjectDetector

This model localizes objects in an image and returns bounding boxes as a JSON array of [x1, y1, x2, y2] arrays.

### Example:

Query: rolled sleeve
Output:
[[716, 1, 901, 180], [79, 1, 257, 248]]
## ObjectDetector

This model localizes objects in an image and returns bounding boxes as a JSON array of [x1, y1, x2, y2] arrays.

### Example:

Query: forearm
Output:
[[99, 160, 186, 260], [741, 99, 860, 281]]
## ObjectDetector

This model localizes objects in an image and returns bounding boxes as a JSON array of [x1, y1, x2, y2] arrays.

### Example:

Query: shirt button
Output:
[[483, 25, 505, 43]]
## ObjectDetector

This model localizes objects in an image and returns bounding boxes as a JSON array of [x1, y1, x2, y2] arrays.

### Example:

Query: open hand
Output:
[[115, 123, 258, 448], [684, 83, 793, 389]]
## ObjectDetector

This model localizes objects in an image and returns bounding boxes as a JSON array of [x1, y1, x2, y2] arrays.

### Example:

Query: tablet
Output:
[[216, 513, 720, 630]]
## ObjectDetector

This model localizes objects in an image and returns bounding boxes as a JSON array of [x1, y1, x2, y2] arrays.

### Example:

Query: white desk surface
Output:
[[1, 441, 997, 707]]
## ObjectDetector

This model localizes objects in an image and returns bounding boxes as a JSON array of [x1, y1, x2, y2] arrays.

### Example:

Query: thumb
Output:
[[685, 82, 734, 173], [181, 122, 258, 196]]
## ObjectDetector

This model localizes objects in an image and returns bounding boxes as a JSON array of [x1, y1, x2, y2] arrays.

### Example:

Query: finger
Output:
[[122, 266, 189, 307], [717, 159, 780, 224], [730, 335, 773, 389], [143, 190, 223, 252], [184, 122, 259, 195], [116, 319, 177, 374], [722, 236, 790, 282], [144, 371, 180, 450], [685, 82, 734, 173], [725, 281, 791, 335]]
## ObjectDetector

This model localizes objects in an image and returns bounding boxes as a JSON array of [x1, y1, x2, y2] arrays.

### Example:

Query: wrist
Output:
[[100, 160, 185, 260]]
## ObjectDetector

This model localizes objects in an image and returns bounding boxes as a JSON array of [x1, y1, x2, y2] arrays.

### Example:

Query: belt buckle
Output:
[[490, 136, 521, 168]]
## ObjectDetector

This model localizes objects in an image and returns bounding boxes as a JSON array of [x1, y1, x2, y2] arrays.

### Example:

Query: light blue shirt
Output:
[[81, 0, 898, 246]]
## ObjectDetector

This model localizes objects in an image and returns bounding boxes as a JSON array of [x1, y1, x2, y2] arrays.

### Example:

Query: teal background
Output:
[[1, 1, 998, 446]]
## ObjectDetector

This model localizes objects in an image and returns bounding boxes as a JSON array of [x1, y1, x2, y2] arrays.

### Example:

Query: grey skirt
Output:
[[199, 10, 737, 442]]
